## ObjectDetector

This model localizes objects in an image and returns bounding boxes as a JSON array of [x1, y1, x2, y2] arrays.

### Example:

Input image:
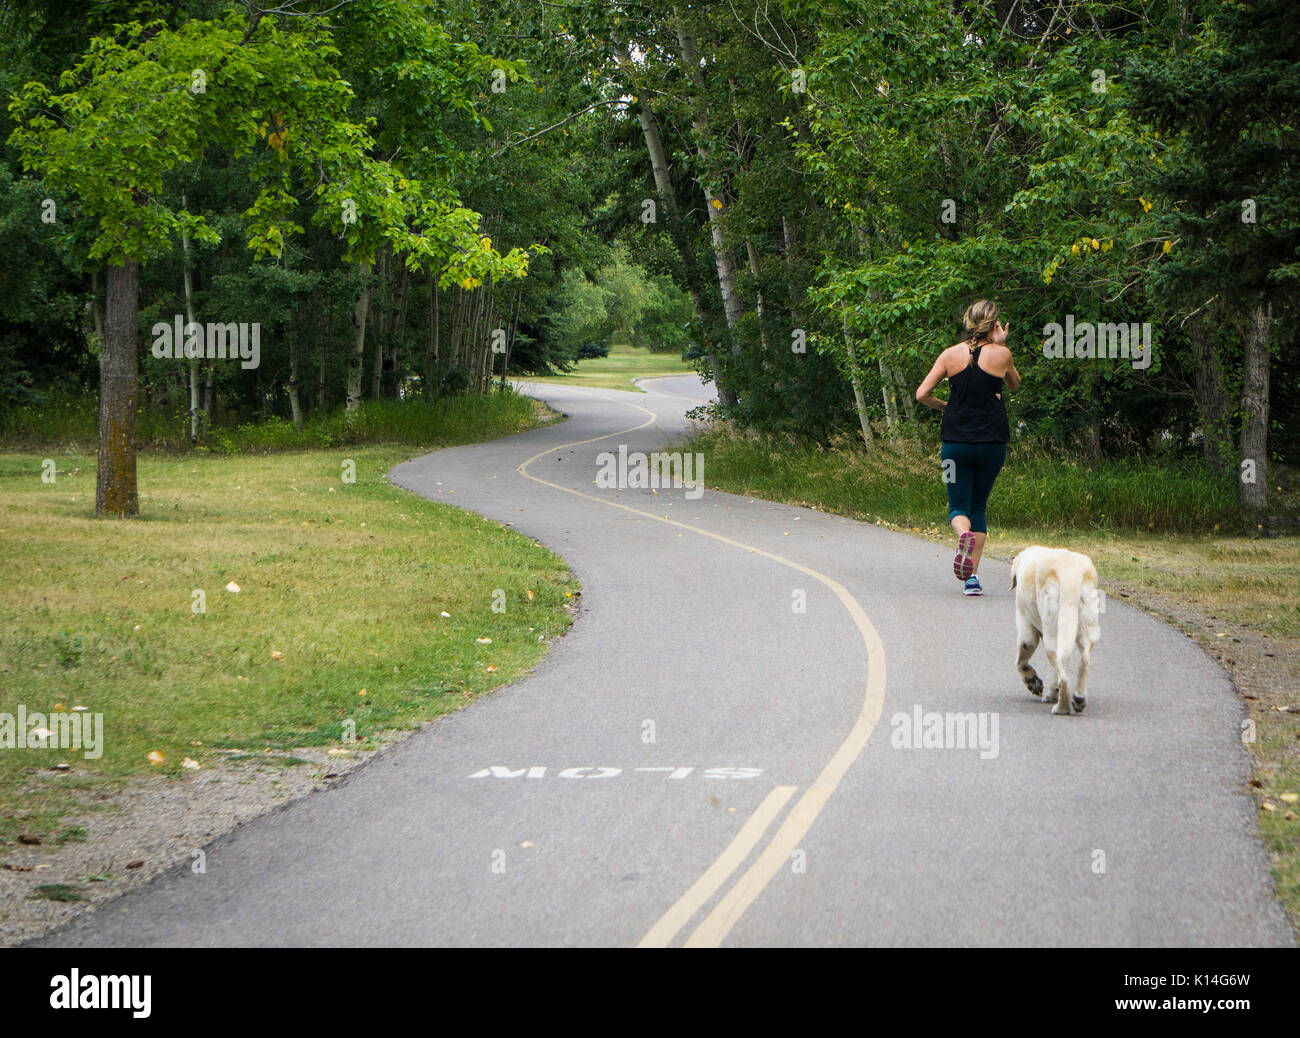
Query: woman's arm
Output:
[[915, 353, 949, 411], [990, 321, 1022, 392]]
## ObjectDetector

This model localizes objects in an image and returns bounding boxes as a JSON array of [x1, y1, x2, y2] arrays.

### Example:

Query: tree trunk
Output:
[[317, 291, 328, 411], [427, 269, 440, 397], [181, 195, 203, 445], [1188, 310, 1229, 479], [347, 260, 371, 413], [287, 324, 303, 430], [95, 260, 140, 517], [1238, 299, 1271, 509], [676, 23, 745, 338], [842, 316, 875, 448], [612, 36, 735, 407], [371, 245, 387, 401], [878, 356, 899, 427]]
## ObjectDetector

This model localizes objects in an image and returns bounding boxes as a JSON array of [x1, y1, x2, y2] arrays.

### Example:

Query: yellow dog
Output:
[[1010, 547, 1102, 715]]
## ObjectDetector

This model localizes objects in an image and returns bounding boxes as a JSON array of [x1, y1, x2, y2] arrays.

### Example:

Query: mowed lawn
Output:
[[521, 343, 697, 392], [0, 449, 578, 844]]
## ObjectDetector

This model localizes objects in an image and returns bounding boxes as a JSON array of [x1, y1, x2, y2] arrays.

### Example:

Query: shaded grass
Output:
[[0, 390, 543, 455], [522, 343, 696, 392], [0, 445, 578, 848]]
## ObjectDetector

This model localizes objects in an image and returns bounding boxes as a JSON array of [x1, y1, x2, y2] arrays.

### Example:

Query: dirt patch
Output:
[[0, 744, 379, 946]]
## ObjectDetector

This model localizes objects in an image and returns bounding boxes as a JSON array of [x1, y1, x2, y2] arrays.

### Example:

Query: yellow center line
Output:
[[514, 394, 887, 948], [637, 784, 798, 948]]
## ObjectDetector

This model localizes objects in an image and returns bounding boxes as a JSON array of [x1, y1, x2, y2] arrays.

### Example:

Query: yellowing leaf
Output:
[[147, 751, 166, 765]]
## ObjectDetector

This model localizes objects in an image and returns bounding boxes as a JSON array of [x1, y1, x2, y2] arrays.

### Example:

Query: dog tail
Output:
[[1056, 565, 1082, 674]]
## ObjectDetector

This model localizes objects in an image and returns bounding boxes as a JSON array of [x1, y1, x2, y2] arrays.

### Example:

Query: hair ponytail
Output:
[[963, 299, 1000, 347]]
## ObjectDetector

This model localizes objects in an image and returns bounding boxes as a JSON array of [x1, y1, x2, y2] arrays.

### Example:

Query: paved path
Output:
[[38, 375, 1292, 946]]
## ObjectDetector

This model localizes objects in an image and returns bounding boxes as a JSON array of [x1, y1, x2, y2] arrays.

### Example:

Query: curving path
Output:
[[36, 375, 1293, 946]]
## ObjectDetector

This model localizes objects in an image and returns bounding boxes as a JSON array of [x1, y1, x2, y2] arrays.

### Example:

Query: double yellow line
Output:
[[515, 395, 887, 948]]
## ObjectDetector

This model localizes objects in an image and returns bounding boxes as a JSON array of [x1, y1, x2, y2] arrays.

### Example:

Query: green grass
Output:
[[685, 423, 1300, 937], [0, 394, 576, 849], [0, 389, 543, 455], [688, 426, 1243, 534], [523, 343, 697, 392]]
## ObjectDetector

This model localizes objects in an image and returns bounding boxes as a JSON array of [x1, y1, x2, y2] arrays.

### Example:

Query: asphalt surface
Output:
[[37, 374, 1294, 946]]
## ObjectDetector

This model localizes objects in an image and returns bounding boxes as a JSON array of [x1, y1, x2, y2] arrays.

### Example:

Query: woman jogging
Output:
[[914, 300, 1021, 596]]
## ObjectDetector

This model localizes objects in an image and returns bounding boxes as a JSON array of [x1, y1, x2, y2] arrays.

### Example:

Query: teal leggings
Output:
[[941, 442, 1006, 534]]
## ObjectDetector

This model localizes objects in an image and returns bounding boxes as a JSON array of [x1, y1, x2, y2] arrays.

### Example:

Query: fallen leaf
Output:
[[1281, 793, 1299, 804], [225, 581, 241, 593], [486, 665, 498, 673], [17, 834, 41, 846], [441, 611, 451, 618], [327, 748, 351, 756], [4, 864, 35, 872], [1261, 801, 1277, 812], [269, 650, 284, 661], [147, 750, 165, 765], [476, 637, 492, 644], [126, 860, 144, 869], [181, 758, 200, 770], [520, 841, 534, 848]]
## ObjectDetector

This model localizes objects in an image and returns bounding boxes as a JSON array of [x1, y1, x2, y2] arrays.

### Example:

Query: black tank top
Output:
[[940, 342, 1010, 444]]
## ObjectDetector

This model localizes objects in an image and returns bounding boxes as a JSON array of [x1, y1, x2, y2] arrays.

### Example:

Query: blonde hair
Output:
[[963, 299, 1000, 344]]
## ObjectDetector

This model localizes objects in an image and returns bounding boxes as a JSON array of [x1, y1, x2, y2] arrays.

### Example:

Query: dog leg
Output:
[[1016, 616, 1044, 699], [1051, 667, 1072, 715], [1072, 646, 1089, 714], [1043, 649, 1063, 710]]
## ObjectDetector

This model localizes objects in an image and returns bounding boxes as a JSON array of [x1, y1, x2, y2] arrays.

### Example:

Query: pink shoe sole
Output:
[[954, 531, 975, 581]]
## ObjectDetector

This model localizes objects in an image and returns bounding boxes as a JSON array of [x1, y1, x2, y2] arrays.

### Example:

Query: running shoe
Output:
[[963, 575, 983, 596], [954, 530, 976, 581]]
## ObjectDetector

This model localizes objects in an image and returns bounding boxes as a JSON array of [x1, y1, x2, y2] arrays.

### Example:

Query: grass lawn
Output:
[[521, 343, 697, 392], [0, 443, 578, 849], [685, 424, 1300, 934]]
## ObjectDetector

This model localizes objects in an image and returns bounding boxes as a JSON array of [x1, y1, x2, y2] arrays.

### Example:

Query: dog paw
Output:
[[1024, 675, 1044, 698], [1051, 701, 1071, 716], [1071, 696, 1086, 713]]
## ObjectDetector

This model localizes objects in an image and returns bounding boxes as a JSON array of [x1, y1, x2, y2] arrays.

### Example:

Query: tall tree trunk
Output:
[[675, 22, 745, 337], [391, 256, 410, 398], [842, 316, 875, 448], [181, 194, 203, 445], [612, 36, 735, 407], [371, 245, 387, 401], [347, 260, 371, 413], [96, 260, 140, 517], [744, 239, 772, 352], [317, 290, 328, 411], [287, 323, 303, 430], [1238, 299, 1271, 509], [427, 269, 440, 397], [878, 356, 899, 427], [1188, 310, 1229, 479]]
